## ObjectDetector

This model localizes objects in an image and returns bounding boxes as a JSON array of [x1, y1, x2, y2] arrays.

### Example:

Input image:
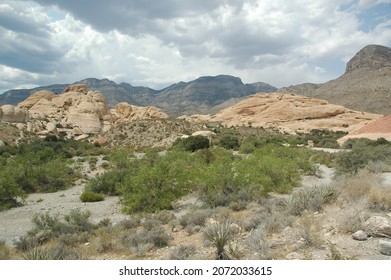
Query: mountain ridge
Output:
[[0, 75, 277, 116]]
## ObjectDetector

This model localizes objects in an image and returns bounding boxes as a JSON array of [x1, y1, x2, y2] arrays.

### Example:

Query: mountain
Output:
[[279, 44, 391, 114], [0, 75, 277, 116]]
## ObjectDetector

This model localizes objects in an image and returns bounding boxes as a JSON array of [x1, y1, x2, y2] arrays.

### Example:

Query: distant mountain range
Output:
[[280, 44, 391, 115], [0, 75, 277, 116]]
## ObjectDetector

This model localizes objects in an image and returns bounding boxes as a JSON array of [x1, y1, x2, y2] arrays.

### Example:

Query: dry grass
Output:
[[338, 170, 391, 211]]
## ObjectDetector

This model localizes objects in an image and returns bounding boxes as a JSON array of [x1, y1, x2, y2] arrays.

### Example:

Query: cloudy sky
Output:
[[1, 0, 390, 93]]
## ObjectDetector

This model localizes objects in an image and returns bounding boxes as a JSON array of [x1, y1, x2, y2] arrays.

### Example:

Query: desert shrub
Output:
[[123, 225, 172, 250], [304, 129, 346, 148], [14, 236, 39, 252], [172, 135, 210, 152], [239, 141, 256, 154], [0, 240, 11, 260], [229, 200, 248, 211], [203, 220, 235, 260], [29, 210, 94, 241], [245, 228, 270, 259], [180, 208, 213, 228], [119, 217, 141, 230], [219, 135, 240, 150], [338, 213, 365, 234], [142, 219, 162, 231], [286, 184, 339, 216], [338, 171, 391, 210], [80, 191, 104, 202], [336, 139, 391, 174], [118, 150, 199, 214], [86, 169, 128, 195], [297, 214, 323, 248], [154, 210, 175, 224], [0, 171, 26, 211], [22, 246, 63, 260], [170, 244, 196, 260]]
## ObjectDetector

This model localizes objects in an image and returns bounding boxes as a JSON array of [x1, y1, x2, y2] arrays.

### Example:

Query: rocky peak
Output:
[[345, 44, 391, 73]]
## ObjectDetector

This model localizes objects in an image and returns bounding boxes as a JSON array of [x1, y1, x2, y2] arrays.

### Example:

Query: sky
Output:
[[0, 0, 390, 93]]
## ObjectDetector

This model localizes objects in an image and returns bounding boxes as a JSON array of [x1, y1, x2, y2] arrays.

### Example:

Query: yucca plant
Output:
[[203, 220, 234, 260]]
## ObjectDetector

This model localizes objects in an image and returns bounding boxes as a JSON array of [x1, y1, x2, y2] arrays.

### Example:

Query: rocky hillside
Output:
[[0, 75, 277, 116], [183, 93, 381, 134], [0, 84, 168, 141], [280, 44, 391, 114]]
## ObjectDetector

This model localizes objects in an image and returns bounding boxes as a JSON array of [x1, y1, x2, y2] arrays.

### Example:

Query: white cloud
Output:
[[0, 0, 390, 93]]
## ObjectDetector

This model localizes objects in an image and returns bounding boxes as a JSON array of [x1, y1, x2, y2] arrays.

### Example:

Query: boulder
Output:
[[112, 102, 168, 123], [364, 215, 391, 238], [379, 240, 391, 256], [0, 140, 5, 147], [352, 230, 369, 241], [64, 84, 88, 93], [0, 105, 29, 123], [46, 122, 57, 134], [17, 90, 56, 110]]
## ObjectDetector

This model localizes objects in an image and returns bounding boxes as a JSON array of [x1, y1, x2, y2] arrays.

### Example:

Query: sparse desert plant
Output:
[[366, 160, 390, 173], [169, 244, 196, 260], [327, 242, 347, 260], [22, 246, 63, 260], [203, 220, 235, 260], [286, 184, 339, 216], [80, 191, 104, 202], [297, 213, 323, 248], [13, 236, 38, 252], [338, 171, 391, 210], [245, 228, 270, 259], [180, 208, 213, 229], [338, 212, 365, 234], [154, 210, 175, 224], [122, 225, 172, 253], [0, 240, 11, 260]]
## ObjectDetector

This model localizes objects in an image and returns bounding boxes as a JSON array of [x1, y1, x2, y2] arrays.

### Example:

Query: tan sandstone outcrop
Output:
[[7, 85, 169, 138], [183, 93, 382, 134], [0, 105, 29, 123], [112, 102, 169, 123], [338, 114, 391, 144]]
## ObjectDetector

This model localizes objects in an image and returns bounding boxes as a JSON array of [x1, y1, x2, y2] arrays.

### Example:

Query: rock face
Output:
[[338, 114, 391, 144], [0, 105, 29, 123], [111, 102, 169, 123], [0, 85, 169, 138], [364, 215, 391, 238], [280, 44, 391, 115], [183, 93, 381, 134]]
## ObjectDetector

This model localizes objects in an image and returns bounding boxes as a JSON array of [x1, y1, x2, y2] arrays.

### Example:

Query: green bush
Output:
[[86, 169, 128, 195], [173, 135, 210, 152], [335, 139, 391, 174], [219, 135, 240, 150], [118, 150, 200, 214], [80, 191, 104, 202]]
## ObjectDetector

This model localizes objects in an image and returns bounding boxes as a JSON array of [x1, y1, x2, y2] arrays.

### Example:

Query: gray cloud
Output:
[[0, 0, 390, 93]]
